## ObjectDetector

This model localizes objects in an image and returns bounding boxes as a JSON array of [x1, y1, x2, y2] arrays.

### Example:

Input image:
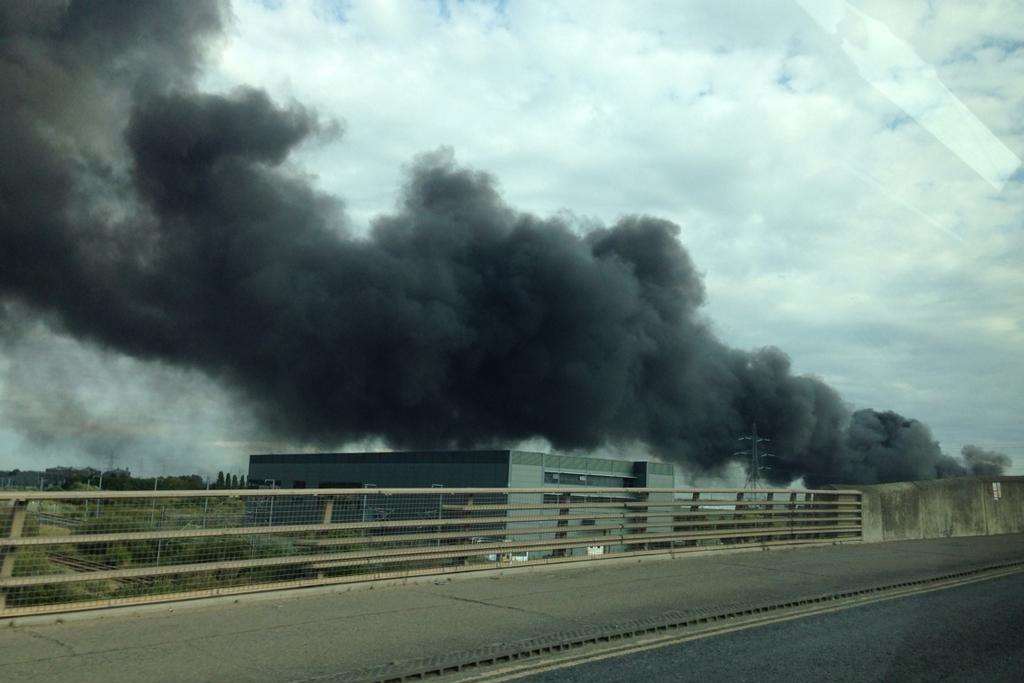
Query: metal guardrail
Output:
[[0, 487, 861, 617]]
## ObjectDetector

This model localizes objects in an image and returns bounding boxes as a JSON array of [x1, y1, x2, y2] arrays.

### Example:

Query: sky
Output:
[[1, 0, 1021, 480]]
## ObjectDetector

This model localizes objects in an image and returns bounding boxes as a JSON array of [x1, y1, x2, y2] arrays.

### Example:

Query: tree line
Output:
[[213, 471, 246, 489], [0, 467, 249, 491]]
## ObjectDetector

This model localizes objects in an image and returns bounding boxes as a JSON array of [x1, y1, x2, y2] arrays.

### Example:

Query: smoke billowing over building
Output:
[[0, 1, 1011, 486]]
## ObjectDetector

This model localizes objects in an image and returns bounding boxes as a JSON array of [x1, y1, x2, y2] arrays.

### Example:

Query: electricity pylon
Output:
[[734, 421, 775, 489]]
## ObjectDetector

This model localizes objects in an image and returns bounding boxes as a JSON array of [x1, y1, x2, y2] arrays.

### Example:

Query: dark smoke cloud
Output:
[[960, 445, 1012, 477], [0, 1, 1009, 486], [841, 409, 946, 484]]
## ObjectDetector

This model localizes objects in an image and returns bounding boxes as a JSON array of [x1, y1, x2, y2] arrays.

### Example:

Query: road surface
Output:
[[528, 569, 1024, 682], [1, 535, 1023, 681]]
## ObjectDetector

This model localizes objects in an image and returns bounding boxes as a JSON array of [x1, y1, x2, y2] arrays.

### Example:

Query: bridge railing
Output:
[[0, 486, 861, 617]]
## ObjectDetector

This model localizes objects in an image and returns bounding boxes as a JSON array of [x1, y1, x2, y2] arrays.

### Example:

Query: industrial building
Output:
[[247, 449, 675, 490], [245, 450, 677, 560]]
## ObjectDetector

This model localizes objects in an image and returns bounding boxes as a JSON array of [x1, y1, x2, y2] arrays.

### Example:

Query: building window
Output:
[[544, 472, 627, 487]]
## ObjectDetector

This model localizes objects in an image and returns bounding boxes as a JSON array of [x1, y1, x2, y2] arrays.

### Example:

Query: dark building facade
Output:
[[247, 449, 675, 490]]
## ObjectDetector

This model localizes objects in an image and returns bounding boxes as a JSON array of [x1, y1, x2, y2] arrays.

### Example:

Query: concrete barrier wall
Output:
[[849, 476, 1024, 543]]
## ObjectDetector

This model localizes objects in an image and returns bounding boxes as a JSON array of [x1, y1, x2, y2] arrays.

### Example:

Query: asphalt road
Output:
[[529, 570, 1024, 682], [2, 535, 1024, 681]]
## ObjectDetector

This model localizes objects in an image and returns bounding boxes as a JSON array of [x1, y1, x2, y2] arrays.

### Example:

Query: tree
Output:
[[230, 473, 239, 488], [215, 471, 225, 489]]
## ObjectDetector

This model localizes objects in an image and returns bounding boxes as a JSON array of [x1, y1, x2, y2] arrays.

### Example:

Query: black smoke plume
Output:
[[0, 1, 1009, 486], [960, 445, 1013, 477]]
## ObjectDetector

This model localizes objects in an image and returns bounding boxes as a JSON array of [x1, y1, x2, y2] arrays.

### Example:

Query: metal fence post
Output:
[[788, 491, 798, 539], [316, 496, 336, 579], [431, 485, 443, 549], [731, 491, 745, 544], [203, 481, 210, 528], [687, 491, 701, 547], [156, 506, 165, 566], [1, 499, 28, 610], [628, 491, 649, 551], [552, 492, 572, 557], [460, 493, 474, 566], [761, 492, 775, 543], [672, 491, 698, 545], [806, 491, 817, 539], [321, 497, 335, 526], [855, 492, 863, 538]]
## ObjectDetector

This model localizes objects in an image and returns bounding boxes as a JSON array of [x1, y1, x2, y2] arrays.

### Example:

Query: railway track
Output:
[[36, 512, 83, 528], [46, 553, 152, 586]]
